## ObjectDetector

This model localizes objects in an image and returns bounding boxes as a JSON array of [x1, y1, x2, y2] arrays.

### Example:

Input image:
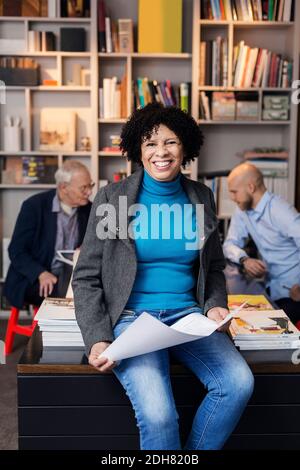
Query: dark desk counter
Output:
[[17, 264, 300, 450]]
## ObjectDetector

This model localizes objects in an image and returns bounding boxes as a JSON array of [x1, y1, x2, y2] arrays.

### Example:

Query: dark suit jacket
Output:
[[3, 189, 91, 308], [72, 167, 228, 356]]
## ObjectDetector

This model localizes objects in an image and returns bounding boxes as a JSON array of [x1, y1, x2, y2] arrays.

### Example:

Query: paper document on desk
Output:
[[99, 311, 233, 362]]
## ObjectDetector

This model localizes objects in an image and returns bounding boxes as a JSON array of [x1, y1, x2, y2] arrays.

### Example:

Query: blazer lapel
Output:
[[181, 174, 219, 244], [104, 167, 144, 252]]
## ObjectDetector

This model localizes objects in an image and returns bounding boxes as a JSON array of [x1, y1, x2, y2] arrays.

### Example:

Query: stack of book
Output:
[[35, 298, 84, 349], [228, 295, 300, 359], [201, 0, 293, 21]]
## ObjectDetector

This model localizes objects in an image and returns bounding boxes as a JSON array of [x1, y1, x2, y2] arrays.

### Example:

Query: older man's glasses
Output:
[[78, 182, 95, 193]]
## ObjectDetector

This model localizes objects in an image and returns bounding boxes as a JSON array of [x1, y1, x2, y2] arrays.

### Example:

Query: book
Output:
[[138, 0, 182, 53], [2, 237, 10, 279], [98, 0, 106, 52], [118, 19, 134, 53], [35, 297, 84, 348], [22, 156, 46, 184], [40, 108, 76, 151], [229, 309, 300, 342], [228, 294, 274, 311]]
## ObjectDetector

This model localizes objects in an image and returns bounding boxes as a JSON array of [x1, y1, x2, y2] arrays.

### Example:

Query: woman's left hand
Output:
[[206, 307, 231, 332]]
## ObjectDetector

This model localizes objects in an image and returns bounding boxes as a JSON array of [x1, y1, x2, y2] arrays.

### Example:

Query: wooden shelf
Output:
[[0, 52, 91, 57], [0, 17, 91, 23], [0, 151, 91, 156], [198, 120, 291, 125], [6, 86, 91, 91], [98, 52, 192, 59], [99, 151, 123, 157], [0, 184, 56, 189], [98, 119, 127, 124], [199, 20, 294, 26], [198, 86, 292, 92]]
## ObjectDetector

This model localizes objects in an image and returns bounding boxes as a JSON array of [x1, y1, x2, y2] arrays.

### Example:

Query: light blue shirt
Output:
[[223, 191, 300, 301]]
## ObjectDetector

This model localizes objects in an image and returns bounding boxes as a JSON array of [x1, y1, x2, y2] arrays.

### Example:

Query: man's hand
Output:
[[290, 284, 300, 302], [207, 307, 231, 332], [242, 258, 267, 278], [38, 271, 58, 298], [89, 341, 116, 373]]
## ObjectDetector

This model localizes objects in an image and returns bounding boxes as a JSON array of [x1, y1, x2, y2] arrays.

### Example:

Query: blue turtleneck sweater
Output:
[[125, 169, 199, 310]]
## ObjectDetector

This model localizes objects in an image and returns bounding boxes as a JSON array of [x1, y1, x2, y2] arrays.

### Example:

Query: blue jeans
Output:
[[113, 305, 254, 450]]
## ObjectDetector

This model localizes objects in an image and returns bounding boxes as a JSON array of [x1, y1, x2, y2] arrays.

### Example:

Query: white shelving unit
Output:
[[96, 0, 196, 182], [0, 0, 196, 291], [192, 0, 299, 205]]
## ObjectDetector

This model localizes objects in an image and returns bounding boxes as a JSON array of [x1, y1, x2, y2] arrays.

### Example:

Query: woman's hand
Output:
[[89, 341, 116, 373], [206, 307, 231, 332]]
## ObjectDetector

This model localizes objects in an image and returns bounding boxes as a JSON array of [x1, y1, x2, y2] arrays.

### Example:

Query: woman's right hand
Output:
[[88, 341, 116, 373]]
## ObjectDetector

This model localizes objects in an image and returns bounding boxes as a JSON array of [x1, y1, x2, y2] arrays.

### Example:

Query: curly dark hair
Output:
[[120, 103, 204, 168]]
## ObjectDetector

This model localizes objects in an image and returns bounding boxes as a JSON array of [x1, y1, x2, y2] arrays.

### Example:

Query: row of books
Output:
[[228, 294, 300, 352], [233, 41, 293, 88], [99, 76, 128, 119], [0, 156, 57, 185], [201, 0, 293, 21], [28, 31, 56, 52], [132, 79, 190, 112], [0, 57, 38, 69], [199, 39, 293, 88], [98, 0, 133, 53], [199, 38, 228, 87]]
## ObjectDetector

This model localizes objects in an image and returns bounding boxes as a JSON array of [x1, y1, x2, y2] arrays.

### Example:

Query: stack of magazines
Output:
[[228, 295, 300, 352], [35, 297, 84, 349]]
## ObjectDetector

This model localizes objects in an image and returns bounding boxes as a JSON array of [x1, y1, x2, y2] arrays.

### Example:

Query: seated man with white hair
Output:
[[3, 160, 93, 308]]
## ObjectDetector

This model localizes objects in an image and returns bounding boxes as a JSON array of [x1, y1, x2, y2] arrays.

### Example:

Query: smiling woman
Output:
[[72, 102, 254, 451], [141, 125, 183, 182], [119, 102, 203, 171]]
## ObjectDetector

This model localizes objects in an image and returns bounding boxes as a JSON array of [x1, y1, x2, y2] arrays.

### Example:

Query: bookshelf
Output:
[[0, 0, 299, 300], [96, 0, 195, 183], [193, 0, 300, 209], [0, 0, 196, 302]]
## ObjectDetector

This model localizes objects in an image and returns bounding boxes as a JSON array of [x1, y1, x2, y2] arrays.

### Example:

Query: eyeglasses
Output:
[[77, 182, 95, 193]]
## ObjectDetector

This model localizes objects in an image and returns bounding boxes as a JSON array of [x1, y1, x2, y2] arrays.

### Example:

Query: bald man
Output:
[[223, 163, 300, 325]]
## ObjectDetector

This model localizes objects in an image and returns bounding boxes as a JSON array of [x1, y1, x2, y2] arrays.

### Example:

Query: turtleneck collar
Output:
[[142, 168, 182, 196]]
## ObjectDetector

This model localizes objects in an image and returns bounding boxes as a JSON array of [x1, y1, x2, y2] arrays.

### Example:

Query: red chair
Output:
[[4, 305, 39, 355], [296, 321, 300, 331]]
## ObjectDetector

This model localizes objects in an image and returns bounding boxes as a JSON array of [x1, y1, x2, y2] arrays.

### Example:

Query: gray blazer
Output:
[[72, 167, 228, 356]]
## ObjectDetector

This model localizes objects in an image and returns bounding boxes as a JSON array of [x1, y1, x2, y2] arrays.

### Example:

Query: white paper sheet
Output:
[[99, 311, 233, 362]]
